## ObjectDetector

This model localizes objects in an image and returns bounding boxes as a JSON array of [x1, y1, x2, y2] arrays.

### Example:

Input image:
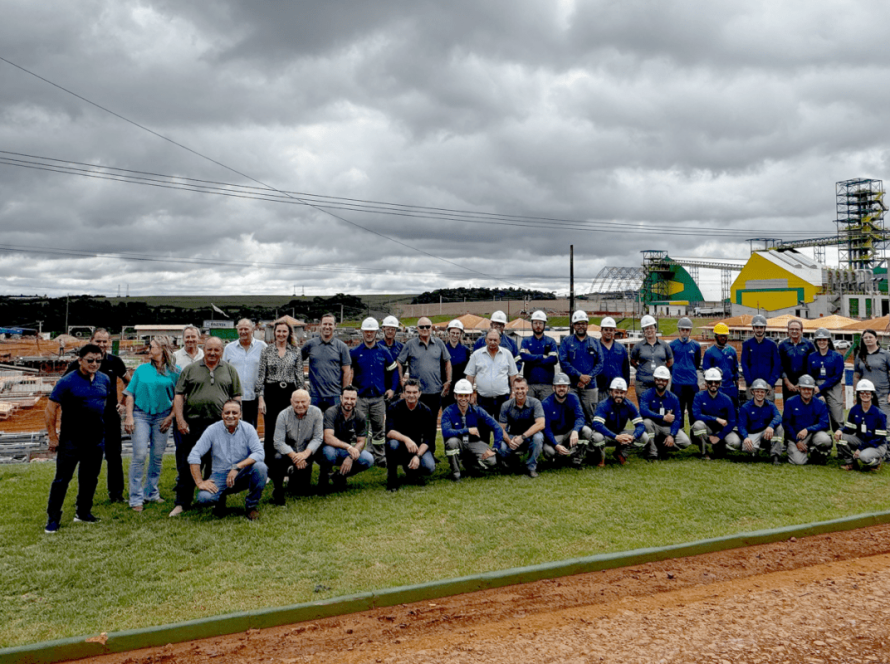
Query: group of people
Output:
[[42, 311, 888, 533]]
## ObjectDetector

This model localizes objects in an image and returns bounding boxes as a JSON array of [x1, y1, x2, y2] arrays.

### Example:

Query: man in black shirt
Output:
[[384, 379, 437, 491]]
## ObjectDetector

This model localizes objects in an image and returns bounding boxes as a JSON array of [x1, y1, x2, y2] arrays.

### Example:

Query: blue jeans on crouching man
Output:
[[496, 431, 544, 472], [195, 462, 268, 511], [385, 438, 436, 477]]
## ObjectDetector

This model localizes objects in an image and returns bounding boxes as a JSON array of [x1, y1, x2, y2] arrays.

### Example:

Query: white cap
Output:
[[491, 310, 508, 325], [382, 316, 400, 328], [641, 315, 657, 329], [360, 317, 379, 332], [704, 368, 723, 382], [653, 366, 671, 380], [447, 319, 464, 331], [572, 310, 589, 324], [531, 310, 547, 322], [857, 379, 876, 392], [454, 379, 475, 395], [600, 317, 617, 328], [610, 377, 628, 391]]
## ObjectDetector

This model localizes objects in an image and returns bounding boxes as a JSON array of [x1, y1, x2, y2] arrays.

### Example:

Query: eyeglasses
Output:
[[418, 325, 431, 329], [84, 358, 101, 364]]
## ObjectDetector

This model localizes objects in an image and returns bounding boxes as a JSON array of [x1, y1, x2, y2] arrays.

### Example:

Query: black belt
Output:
[[267, 381, 295, 389]]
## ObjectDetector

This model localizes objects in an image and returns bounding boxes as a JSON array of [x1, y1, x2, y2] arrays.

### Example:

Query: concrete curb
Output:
[[4, 509, 890, 664]]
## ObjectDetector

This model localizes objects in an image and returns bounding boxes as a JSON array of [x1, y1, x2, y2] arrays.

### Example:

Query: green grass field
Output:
[[2, 444, 889, 648]]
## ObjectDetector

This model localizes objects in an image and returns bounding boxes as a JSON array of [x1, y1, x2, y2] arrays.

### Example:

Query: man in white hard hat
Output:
[[473, 310, 522, 371], [835, 379, 888, 470], [520, 310, 559, 402], [558, 310, 604, 425], [639, 366, 691, 460], [734, 379, 784, 464], [741, 314, 780, 402], [782, 374, 832, 466], [691, 368, 740, 459], [380, 315, 403, 404], [397, 317, 452, 416], [349, 318, 400, 467], [442, 319, 471, 411], [596, 317, 630, 404], [669, 317, 701, 427], [630, 315, 673, 394], [441, 379, 503, 482], [541, 372, 594, 467], [591, 377, 647, 466]]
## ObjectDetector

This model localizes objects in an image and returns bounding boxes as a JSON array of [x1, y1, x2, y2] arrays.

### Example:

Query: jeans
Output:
[[128, 407, 170, 507], [195, 462, 268, 510], [497, 431, 544, 472], [46, 441, 104, 522], [319, 445, 374, 477], [384, 437, 436, 480]]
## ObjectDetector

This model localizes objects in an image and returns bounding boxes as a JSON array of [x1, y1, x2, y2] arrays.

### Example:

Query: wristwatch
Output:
[[230, 464, 240, 472]]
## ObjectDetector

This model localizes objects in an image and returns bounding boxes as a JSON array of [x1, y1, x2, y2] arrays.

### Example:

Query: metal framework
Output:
[[836, 178, 887, 269], [587, 266, 645, 298]]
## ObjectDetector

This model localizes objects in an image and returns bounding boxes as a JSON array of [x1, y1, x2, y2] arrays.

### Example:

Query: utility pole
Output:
[[569, 245, 575, 315], [340, 303, 344, 324], [64, 294, 70, 334]]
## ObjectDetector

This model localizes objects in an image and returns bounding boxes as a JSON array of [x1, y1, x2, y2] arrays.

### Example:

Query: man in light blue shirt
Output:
[[187, 400, 267, 521], [222, 319, 267, 428], [465, 329, 518, 444]]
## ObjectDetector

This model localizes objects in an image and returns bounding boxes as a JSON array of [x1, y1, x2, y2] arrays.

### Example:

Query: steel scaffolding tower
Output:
[[837, 178, 888, 269]]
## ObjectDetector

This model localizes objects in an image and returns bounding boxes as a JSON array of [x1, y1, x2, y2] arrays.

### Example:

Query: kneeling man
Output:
[[783, 374, 832, 465], [497, 377, 545, 478], [692, 368, 740, 459], [188, 400, 267, 520], [321, 385, 375, 492], [270, 389, 324, 503], [640, 366, 691, 460], [441, 379, 503, 482], [541, 373, 594, 467], [385, 379, 437, 491], [591, 378, 647, 466], [734, 379, 784, 464]]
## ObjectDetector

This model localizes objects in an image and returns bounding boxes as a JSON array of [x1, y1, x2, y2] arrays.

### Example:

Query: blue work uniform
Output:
[[702, 343, 740, 408], [520, 334, 559, 386], [779, 338, 815, 387], [596, 340, 631, 394], [592, 399, 646, 440], [740, 337, 781, 390], [349, 343, 399, 398], [692, 391, 737, 441], [638, 388, 683, 438]]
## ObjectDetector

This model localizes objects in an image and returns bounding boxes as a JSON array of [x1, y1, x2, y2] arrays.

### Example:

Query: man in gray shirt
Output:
[[397, 317, 452, 415], [301, 313, 353, 411], [269, 389, 324, 503], [497, 377, 545, 478]]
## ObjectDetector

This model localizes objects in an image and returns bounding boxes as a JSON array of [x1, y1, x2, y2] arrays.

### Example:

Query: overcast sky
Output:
[[2, 1, 889, 301]]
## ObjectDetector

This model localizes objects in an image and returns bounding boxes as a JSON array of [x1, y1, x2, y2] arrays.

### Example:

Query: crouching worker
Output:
[[733, 379, 784, 464], [269, 389, 324, 504], [835, 379, 887, 471], [188, 399, 266, 521], [591, 378, 647, 466], [320, 385, 374, 493], [541, 373, 594, 467], [384, 379, 437, 491], [640, 366, 691, 461], [441, 379, 503, 482], [692, 368, 740, 459], [783, 374, 833, 465], [497, 377, 545, 478]]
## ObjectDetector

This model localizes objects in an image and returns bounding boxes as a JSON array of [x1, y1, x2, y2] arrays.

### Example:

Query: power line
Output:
[[0, 56, 518, 286], [0, 151, 823, 239]]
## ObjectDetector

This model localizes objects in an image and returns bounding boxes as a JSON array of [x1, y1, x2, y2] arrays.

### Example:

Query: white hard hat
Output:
[[454, 379, 475, 395], [857, 379, 876, 392], [750, 378, 770, 391], [600, 317, 617, 328], [641, 315, 657, 329], [382, 316, 400, 328], [447, 319, 464, 331], [531, 310, 547, 322], [572, 310, 589, 324], [360, 317, 379, 332], [798, 374, 816, 388], [653, 366, 671, 380], [491, 310, 508, 325], [610, 377, 628, 391], [704, 368, 723, 382]]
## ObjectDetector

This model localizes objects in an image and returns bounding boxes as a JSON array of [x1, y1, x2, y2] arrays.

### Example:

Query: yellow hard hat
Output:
[[713, 323, 730, 335]]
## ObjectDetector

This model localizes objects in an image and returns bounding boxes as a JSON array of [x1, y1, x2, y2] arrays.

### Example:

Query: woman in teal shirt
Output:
[[124, 337, 179, 511]]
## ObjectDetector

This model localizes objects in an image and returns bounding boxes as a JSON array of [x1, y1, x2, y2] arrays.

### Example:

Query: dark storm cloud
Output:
[[2, 0, 890, 299]]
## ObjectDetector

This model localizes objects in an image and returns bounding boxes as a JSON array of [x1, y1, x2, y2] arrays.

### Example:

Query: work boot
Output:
[[771, 455, 782, 466]]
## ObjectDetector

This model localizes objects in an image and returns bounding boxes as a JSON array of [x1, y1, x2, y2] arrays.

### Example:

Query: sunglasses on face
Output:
[[84, 358, 101, 364], [418, 325, 431, 329]]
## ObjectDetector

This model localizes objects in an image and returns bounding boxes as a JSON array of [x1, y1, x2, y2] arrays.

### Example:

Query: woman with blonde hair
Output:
[[124, 335, 179, 511], [256, 319, 305, 459]]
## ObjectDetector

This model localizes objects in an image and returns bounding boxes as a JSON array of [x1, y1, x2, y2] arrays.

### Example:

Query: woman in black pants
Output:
[[256, 320, 305, 456]]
